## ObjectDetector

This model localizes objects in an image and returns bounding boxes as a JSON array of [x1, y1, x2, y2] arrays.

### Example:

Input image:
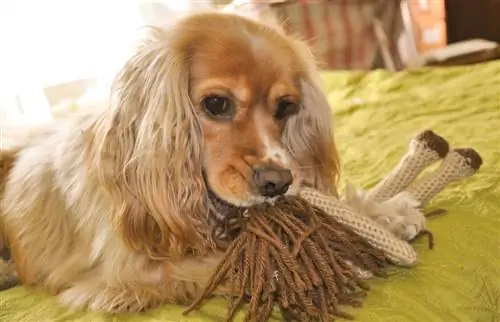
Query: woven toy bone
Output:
[[184, 131, 482, 321], [300, 131, 482, 280]]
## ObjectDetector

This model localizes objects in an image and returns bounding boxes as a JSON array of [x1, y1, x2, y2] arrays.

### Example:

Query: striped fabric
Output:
[[236, 0, 404, 70]]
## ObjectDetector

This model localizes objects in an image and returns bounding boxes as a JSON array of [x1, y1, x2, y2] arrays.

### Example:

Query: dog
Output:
[[0, 12, 340, 312]]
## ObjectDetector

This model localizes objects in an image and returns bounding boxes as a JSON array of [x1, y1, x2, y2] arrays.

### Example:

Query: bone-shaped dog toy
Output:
[[300, 130, 482, 270]]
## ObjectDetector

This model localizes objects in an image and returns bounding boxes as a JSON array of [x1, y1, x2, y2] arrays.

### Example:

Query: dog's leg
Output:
[[55, 253, 225, 313], [365, 130, 449, 203], [166, 253, 230, 299]]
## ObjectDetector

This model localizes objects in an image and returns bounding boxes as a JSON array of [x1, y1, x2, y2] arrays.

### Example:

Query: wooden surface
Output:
[[445, 0, 500, 44]]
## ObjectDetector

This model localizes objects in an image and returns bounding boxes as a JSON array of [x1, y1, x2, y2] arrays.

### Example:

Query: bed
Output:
[[1, 60, 499, 322]]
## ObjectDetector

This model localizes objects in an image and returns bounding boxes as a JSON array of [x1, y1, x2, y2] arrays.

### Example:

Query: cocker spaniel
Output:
[[0, 12, 340, 311]]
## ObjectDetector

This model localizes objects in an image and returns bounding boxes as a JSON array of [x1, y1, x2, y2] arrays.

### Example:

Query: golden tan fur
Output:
[[0, 12, 339, 312], [0, 149, 17, 252]]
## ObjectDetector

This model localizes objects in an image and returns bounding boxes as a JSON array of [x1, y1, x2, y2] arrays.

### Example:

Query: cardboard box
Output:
[[408, 0, 447, 54]]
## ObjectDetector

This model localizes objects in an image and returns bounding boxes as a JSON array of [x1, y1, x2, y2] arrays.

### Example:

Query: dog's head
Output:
[[93, 13, 339, 258]]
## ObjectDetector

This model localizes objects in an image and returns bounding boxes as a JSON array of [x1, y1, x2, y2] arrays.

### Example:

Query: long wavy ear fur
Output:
[[0, 149, 18, 254], [90, 26, 210, 260], [283, 41, 340, 196], [0, 149, 17, 196]]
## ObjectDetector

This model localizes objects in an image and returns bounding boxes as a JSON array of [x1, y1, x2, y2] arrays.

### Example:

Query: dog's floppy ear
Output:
[[91, 26, 210, 260], [0, 148, 19, 255], [0, 148, 18, 196], [283, 42, 340, 196]]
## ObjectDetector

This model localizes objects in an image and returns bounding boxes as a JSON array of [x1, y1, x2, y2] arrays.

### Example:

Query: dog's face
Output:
[[189, 23, 305, 206], [104, 12, 338, 256]]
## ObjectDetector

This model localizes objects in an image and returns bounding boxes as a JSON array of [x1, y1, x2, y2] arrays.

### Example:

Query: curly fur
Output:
[[0, 12, 339, 312]]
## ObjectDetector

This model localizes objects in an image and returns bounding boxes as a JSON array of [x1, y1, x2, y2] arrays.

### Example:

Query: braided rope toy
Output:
[[184, 130, 482, 321]]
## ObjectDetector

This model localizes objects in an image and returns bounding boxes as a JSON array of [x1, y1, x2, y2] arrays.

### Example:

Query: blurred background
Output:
[[1, 0, 499, 127]]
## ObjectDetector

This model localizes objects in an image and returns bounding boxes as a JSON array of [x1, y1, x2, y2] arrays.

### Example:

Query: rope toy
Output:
[[183, 130, 482, 321], [186, 197, 388, 321]]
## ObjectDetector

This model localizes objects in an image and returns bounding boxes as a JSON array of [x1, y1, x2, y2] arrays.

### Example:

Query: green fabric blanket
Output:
[[1, 60, 499, 321]]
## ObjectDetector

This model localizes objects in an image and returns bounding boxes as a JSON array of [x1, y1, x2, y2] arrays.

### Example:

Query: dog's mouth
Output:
[[207, 188, 279, 215], [203, 170, 251, 215], [207, 188, 240, 218]]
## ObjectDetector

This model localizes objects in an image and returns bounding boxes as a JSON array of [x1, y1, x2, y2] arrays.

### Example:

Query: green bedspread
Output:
[[1, 61, 499, 321]]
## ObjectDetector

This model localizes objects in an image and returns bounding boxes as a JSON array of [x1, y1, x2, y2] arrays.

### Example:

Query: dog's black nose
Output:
[[253, 167, 293, 197]]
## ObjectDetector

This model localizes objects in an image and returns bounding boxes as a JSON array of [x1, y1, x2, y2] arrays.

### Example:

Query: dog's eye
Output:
[[202, 96, 234, 119], [275, 100, 299, 121]]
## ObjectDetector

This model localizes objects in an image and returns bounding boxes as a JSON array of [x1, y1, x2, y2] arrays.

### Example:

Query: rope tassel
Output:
[[185, 197, 388, 321]]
